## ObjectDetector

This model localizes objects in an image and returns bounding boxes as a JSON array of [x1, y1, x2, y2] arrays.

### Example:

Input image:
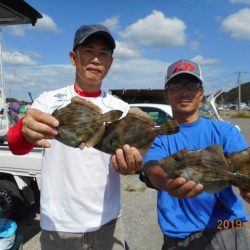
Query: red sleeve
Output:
[[7, 117, 34, 155]]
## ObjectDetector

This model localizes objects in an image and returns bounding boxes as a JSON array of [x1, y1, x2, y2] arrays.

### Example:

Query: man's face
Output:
[[165, 74, 204, 117], [70, 35, 113, 87]]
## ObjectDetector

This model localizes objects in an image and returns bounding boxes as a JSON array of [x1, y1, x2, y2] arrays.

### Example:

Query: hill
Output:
[[217, 81, 250, 104]]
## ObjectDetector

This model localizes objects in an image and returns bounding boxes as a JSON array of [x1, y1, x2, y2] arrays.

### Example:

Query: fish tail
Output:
[[230, 173, 250, 190], [158, 119, 180, 135], [101, 110, 123, 123]]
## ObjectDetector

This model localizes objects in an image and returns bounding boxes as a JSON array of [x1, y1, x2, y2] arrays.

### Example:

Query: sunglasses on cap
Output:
[[166, 82, 202, 91]]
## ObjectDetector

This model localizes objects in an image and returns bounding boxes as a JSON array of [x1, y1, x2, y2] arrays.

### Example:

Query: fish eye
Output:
[[110, 138, 116, 146]]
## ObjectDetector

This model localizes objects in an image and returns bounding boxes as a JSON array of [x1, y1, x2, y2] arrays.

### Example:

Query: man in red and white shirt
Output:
[[7, 24, 142, 250]]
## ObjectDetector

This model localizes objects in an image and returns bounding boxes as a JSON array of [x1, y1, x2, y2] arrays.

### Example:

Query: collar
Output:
[[74, 84, 101, 97]]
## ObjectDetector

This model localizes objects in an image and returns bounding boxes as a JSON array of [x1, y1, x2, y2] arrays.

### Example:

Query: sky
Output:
[[1, 0, 250, 101]]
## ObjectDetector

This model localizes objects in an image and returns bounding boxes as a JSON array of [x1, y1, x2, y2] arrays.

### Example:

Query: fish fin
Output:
[[71, 96, 102, 113], [85, 127, 105, 148], [207, 144, 250, 188], [228, 148, 250, 176], [230, 173, 250, 190], [101, 110, 123, 123], [206, 144, 225, 157], [205, 144, 230, 169], [127, 107, 155, 126], [158, 119, 180, 135]]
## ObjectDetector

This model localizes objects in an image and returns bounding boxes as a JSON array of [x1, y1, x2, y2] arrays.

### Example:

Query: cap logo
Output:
[[172, 62, 195, 74]]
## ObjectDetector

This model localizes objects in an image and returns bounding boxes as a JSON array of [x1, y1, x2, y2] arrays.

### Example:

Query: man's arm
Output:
[[7, 117, 34, 155], [240, 189, 250, 204], [143, 162, 204, 198], [112, 146, 204, 197], [7, 108, 59, 155]]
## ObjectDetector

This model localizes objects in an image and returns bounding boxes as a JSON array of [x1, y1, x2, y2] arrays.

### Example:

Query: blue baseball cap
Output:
[[73, 24, 116, 51]]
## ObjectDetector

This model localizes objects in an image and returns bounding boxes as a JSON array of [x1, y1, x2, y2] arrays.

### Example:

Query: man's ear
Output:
[[69, 51, 76, 65], [108, 56, 113, 70], [163, 90, 169, 102], [200, 87, 204, 102]]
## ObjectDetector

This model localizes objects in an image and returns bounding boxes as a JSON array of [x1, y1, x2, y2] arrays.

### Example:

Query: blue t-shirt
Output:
[[143, 117, 249, 238]]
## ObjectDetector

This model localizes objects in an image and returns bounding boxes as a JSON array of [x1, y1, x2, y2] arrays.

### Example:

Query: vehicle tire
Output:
[[0, 189, 13, 217], [0, 179, 25, 219], [0, 135, 6, 144]]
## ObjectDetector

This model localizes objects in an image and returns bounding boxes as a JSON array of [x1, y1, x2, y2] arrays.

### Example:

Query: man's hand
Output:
[[240, 188, 250, 203], [22, 108, 59, 148], [165, 177, 204, 198], [111, 144, 143, 175], [148, 166, 204, 198]]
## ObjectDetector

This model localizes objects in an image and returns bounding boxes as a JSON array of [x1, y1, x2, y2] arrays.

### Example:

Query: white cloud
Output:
[[222, 8, 250, 40], [4, 72, 36, 86], [189, 41, 200, 51], [4, 58, 168, 100], [230, 0, 250, 4], [114, 41, 142, 60], [3, 58, 229, 101], [2, 51, 37, 65], [8, 26, 25, 37], [102, 16, 120, 31], [192, 55, 218, 65], [105, 58, 167, 90], [120, 10, 187, 47], [34, 13, 60, 33], [4, 64, 74, 100]]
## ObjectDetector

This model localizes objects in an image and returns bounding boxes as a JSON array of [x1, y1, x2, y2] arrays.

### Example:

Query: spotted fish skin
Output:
[[94, 107, 180, 155], [52, 96, 122, 148], [159, 144, 250, 193]]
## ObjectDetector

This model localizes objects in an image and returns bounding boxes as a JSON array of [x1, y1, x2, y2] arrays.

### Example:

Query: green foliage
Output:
[[232, 112, 250, 118]]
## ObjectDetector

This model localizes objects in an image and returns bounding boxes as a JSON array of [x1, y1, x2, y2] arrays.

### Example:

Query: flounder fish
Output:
[[52, 96, 122, 147], [94, 107, 180, 155], [159, 144, 250, 193]]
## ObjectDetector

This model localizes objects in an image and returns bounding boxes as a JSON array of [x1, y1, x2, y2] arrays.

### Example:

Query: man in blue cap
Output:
[[7, 24, 142, 250]]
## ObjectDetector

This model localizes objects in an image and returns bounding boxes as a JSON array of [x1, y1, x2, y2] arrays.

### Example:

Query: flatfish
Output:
[[94, 107, 180, 155], [159, 144, 250, 193], [52, 96, 122, 147]]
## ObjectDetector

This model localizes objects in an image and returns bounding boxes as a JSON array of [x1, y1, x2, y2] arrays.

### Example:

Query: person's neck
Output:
[[174, 112, 200, 124], [74, 83, 101, 97]]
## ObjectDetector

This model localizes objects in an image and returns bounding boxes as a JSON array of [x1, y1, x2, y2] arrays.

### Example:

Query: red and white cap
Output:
[[164, 59, 203, 89]]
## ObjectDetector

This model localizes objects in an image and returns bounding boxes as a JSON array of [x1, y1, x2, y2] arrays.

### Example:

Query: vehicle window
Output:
[[135, 107, 172, 125]]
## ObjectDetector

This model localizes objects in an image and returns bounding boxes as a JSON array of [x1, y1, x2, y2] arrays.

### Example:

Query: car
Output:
[[129, 103, 173, 126]]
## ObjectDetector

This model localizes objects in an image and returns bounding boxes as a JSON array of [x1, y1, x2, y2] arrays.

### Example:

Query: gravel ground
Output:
[[18, 117, 250, 250]]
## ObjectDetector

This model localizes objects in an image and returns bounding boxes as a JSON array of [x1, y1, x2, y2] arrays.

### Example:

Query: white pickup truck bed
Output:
[[0, 145, 42, 177]]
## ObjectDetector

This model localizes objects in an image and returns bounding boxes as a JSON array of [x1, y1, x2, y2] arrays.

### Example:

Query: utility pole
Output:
[[237, 71, 241, 116]]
